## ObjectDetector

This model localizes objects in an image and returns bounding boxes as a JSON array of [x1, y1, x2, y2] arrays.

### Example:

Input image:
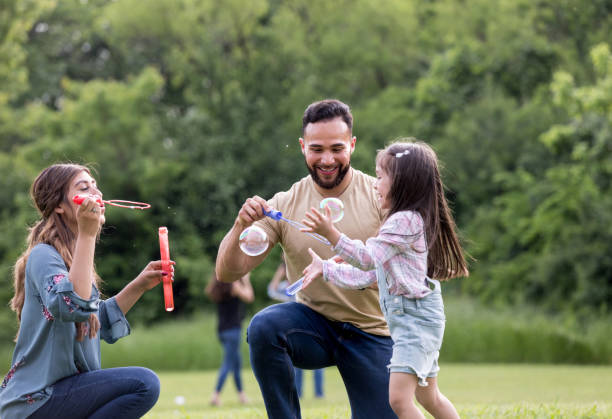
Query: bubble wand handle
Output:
[[263, 209, 331, 246], [159, 227, 174, 312], [285, 277, 304, 296]]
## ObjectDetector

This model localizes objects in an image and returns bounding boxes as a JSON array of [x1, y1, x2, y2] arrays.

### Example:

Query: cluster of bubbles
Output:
[[239, 198, 344, 256]]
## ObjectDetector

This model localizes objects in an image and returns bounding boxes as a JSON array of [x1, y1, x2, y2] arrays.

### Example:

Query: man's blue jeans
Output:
[[248, 302, 396, 419], [215, 327, 243, 392], [28, 367, 159, 419]]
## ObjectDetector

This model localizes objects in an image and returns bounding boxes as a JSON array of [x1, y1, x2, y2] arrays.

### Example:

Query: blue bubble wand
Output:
[[263, 209, 331, 246], [263, 208, 329, 296]]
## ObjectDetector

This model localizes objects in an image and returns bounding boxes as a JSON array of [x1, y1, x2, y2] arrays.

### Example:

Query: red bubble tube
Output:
[[159, 227, 174, 312], [72, 195, 151, 210]]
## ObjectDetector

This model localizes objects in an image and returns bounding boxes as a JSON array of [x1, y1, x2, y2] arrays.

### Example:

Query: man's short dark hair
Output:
[[302, 99, 353, 135]]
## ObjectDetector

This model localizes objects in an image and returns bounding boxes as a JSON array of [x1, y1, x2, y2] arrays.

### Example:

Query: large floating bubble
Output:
[[239, 226, 269, 256], [320, 197, 345, 223]]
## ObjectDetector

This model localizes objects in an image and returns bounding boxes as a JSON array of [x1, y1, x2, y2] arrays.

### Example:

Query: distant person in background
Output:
[[267, 262, 324, 399], [0, 163, 170, 419], [205, 273, 254, 406]]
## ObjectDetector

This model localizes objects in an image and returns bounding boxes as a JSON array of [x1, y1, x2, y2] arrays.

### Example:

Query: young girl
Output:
[[0, 163, 174, 419], [300, 140, 468, 419]]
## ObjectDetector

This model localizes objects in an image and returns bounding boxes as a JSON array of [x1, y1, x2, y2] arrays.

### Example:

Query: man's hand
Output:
[[236, 195, 269, 228]]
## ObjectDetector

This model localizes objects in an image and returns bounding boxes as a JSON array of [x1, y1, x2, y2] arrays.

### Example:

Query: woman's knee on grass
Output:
[[134, 367, 161, 405]]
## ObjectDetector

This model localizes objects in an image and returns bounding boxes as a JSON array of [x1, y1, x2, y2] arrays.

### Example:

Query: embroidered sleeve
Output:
[[1, 358, 24, 389], [98, 297, 131, 344], [322, 259, 377, 289], [28, 245, 99, 323]]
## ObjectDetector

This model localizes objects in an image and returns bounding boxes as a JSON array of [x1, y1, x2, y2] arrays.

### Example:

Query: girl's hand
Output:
[[76, 195, 103, 237], [114, 260, 176, 315], [134, 260, 176, 292], [301, 248, 324, 289], [301, 206, 342, 246], [331, 255, 345, 264], [301, 206, 333, 236]]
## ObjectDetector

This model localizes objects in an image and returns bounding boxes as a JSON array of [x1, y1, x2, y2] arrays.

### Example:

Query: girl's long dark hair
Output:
[[377, 139, 469, 280], [11, 164, 101, 332]]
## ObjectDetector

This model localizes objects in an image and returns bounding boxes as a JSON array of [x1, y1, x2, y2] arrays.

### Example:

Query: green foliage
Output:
[[1, 0, 611, 336], [464, 42, 612, 315]]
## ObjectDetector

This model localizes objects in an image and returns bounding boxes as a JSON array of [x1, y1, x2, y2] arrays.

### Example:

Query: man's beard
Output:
[[306, 162, 351, 189]]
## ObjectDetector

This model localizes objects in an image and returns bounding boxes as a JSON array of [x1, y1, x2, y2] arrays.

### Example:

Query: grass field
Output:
[[145, 364, 612, 418]]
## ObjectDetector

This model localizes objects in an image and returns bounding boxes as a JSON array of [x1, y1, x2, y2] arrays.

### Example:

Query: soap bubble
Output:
[[320, 198, 344, 223], [174, 396, 185, 406], [239, 226, 269, 256]]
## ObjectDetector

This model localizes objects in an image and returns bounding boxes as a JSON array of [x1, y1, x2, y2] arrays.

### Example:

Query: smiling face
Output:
[[300, 117, 356, 192], [375, 164, 392, 209], [58, 170, 105, 232]]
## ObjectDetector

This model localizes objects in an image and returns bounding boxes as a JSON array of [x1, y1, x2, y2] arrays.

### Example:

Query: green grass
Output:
[[2, 297, 612, 417], [146, 364, 612, 418]]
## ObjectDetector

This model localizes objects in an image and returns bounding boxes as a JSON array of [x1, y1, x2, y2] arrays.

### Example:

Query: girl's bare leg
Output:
[[415, 377, 459, 419], [389, 372, 425, 419]]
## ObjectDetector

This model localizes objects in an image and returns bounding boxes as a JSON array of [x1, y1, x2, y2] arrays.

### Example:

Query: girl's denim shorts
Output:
[[381, 280, 445, 386]]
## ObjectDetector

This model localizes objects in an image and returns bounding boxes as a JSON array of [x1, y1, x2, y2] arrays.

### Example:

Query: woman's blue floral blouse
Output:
[[0, 244, 131, 419]]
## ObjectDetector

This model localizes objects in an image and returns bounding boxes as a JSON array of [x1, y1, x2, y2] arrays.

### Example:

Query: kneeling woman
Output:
[[0, 164, 174, 419]]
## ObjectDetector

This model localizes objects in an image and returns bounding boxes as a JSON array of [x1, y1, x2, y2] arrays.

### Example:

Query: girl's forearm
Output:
[[114, 280, 146, 315], [327, 227, 341, 247], [324, 261, 377, 289], [70, 234, 96, 299]]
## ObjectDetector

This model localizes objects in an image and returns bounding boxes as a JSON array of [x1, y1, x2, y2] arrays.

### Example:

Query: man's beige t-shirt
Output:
[[256, 169, 389, 336]]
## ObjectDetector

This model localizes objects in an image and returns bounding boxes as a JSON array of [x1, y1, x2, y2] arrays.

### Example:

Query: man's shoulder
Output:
[[352, 168, 376, 184], [348, 168, 378, 201], [269, 175, 312, 204]]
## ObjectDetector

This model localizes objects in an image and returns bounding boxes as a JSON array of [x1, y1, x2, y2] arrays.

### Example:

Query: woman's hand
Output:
[[114, 260, 176, 315], [301, 248, 324, 289], [75, 313, 100, 342], [76, 195, 103, 237], [134, 260, 176, 292]]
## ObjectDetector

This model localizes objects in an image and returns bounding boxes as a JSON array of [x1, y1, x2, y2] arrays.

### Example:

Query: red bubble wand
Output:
[[72, 195, 151, 210], [159, 227, 174, 312]]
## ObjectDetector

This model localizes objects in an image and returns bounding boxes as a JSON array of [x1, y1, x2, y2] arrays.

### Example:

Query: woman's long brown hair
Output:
[[11, 164, 100, 330], [377, 140, 469, 280]]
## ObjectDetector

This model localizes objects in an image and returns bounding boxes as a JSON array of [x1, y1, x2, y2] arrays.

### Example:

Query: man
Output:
[[215, 99, 396, 418]]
